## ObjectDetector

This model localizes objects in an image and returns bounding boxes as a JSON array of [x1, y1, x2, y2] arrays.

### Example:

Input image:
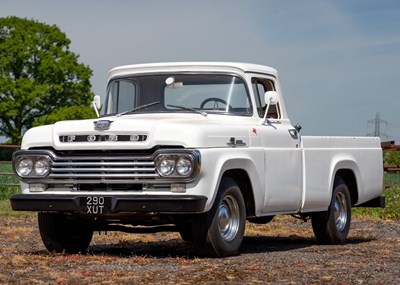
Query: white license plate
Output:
[[80, 196, 111, 214]]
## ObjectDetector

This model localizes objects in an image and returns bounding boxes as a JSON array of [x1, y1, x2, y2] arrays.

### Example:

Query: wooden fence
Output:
[[0, 144, 20, 188], [382, 141, 400, 172]]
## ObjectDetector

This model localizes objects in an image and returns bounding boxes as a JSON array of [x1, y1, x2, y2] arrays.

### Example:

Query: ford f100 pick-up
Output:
[[11, 62, 384, 257]]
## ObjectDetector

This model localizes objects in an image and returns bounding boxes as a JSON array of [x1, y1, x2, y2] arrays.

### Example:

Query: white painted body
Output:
[[19, 62, 383, 216]]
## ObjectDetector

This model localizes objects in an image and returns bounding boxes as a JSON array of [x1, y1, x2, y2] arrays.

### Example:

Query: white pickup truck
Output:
[[11, 62, 384, 257]]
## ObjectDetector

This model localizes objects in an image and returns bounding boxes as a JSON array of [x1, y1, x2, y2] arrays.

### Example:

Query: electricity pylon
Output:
[[367, 112, 388, 138]]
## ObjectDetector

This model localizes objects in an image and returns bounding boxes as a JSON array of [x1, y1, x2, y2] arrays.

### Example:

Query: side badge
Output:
[[94, 120, 113, 131]]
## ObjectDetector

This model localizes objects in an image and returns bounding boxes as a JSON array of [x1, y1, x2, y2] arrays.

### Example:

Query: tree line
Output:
[[0, 16, 95, 144]]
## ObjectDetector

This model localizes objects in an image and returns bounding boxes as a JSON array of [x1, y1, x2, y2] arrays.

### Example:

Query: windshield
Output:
[[101, 74, 251, 116]]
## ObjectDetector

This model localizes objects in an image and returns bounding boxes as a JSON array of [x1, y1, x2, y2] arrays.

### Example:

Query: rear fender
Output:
[[331, 159, 361, 205]]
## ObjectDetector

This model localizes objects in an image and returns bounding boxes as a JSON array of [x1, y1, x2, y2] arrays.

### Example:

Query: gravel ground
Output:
[[0, 215, 399, 285]]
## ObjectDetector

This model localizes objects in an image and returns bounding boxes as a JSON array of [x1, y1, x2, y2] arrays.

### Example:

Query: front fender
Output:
[[187, 148, 264, 212]]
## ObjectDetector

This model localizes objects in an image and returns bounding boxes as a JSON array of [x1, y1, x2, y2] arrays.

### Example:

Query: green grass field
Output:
[[353, 172, 400, 220], [0, 163, 399, 219]]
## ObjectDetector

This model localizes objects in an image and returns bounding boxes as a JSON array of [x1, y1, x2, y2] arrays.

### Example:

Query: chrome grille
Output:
[[47, 153, 159, 183], [14, 148, 200, 185]]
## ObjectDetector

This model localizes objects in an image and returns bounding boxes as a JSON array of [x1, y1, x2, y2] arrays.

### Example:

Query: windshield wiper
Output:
[[117, 101, 161, 117], [167, 104, 207, 117]]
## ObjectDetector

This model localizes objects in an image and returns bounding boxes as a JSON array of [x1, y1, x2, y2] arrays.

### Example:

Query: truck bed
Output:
[[300, 136, 383, 212]]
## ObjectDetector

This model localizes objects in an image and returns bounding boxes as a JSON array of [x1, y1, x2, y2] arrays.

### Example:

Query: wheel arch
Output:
[[334, 167, 359, 206], [223, 169, 256, 218]]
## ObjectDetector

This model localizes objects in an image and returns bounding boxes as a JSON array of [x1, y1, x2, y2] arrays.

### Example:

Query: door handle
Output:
[[288, 125, 301, 139], [288, 129, 298, 138]]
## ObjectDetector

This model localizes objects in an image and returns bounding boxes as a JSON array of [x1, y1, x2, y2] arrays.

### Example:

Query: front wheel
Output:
[[311, 177, 352, 244], [192, 177, 246, 257], [38, 213, 93, 254]]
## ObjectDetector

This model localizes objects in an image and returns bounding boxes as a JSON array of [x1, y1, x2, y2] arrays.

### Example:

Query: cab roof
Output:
[[108, 62, 278, 79]]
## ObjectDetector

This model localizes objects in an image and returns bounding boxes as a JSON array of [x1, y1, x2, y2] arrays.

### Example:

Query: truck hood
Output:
[[21, 114, 259, 150]]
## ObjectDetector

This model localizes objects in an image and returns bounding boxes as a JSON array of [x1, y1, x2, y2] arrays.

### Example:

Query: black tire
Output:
[[179, 228, 194, 242], [311, 177, 352, 244], [38, 213, 93, 254], [176, 218, 195, 242], [191, 177, 246, 257]]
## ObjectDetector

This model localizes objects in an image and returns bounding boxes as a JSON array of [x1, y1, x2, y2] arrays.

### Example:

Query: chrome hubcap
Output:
[[334, 192, 348, 232], [218, 195, 240, 241]]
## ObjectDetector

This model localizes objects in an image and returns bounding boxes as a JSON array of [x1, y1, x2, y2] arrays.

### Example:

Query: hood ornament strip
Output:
[[94, 120, 113, 131]]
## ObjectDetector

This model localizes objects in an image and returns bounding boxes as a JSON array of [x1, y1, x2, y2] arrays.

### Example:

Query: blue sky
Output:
[[1, 0, 400, 142]]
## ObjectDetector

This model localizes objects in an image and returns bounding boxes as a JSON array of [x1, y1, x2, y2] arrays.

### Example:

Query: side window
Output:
[[251, 78, 280, 119], [106, 81, 119, 114]]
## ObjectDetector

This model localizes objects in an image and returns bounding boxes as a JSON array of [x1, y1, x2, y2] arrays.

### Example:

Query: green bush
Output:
[[384, 150, 400, 166], [0, 146, 19, 161]]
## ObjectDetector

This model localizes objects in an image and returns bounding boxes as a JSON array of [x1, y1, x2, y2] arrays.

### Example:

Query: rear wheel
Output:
[[311, 177, 352, 244], [38, 213, 93, 253], [191, 177, 246, 257]]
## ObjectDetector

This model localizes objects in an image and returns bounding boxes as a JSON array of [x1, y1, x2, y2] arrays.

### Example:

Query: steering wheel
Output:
[[200, 98, 232, 111]]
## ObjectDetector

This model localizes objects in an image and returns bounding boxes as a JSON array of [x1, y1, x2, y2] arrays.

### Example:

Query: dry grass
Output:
[[0, 215, 399, 284]]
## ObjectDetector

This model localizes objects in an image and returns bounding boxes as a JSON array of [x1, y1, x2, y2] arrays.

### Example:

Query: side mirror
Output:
[[91, 95, 101, 117], [263, 91, 279, 120], [93, 95, 101, 109], [264, 91, 279, 105]]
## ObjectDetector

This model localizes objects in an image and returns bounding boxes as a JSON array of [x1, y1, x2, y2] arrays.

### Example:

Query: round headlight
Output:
[[156, 157, 175, 176], [176, 158, 193, 176], [34, 158, 50, 176], [17, 158, 33, 176]]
